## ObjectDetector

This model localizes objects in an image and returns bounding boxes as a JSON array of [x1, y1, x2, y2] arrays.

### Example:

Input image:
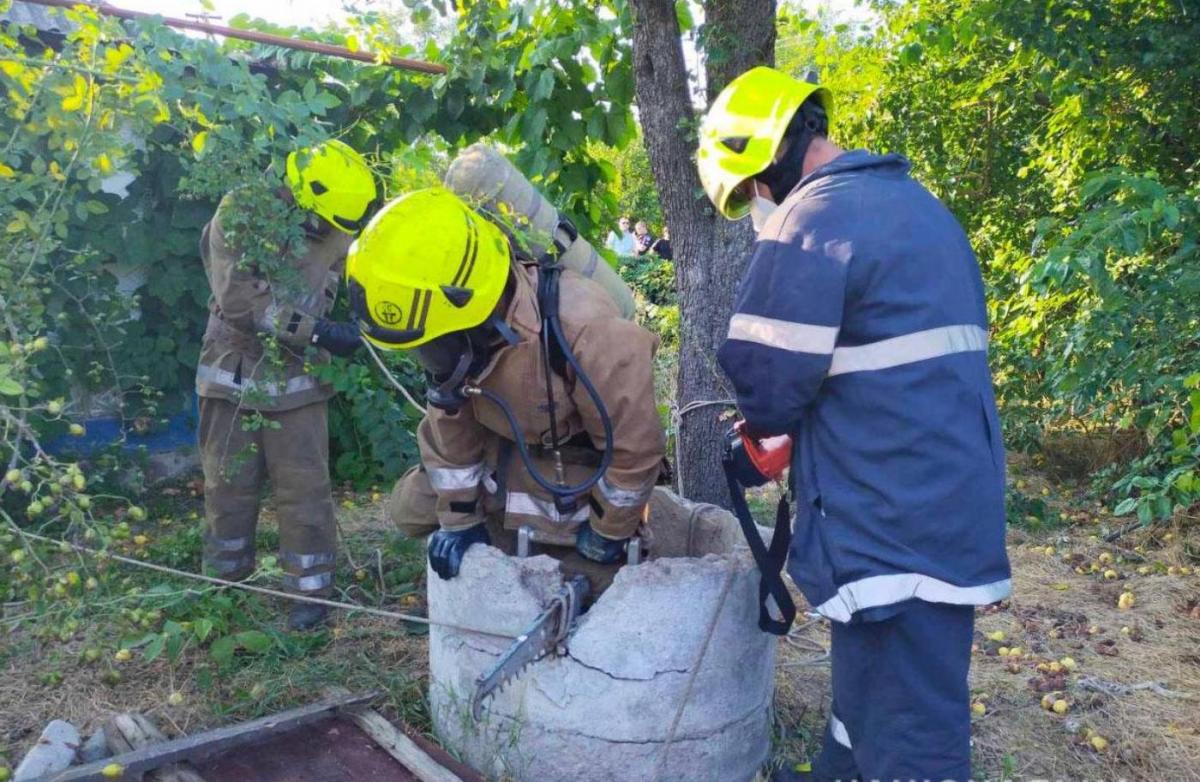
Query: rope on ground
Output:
[[650, 567, 736, 782], [362, 337, 427, 415], [669, 398, 735, 500], [10, 528, 518, 640]]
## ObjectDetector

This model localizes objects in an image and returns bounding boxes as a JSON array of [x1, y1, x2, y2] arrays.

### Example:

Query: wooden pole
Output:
[[19, 0, 447, 74]]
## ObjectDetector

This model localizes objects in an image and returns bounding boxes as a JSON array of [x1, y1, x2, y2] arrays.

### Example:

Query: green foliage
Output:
[[618, 252, 678, 348], [1005, 486, 1064, 531], [312, 351, 422, 487], [1, 0, 641, 504], [593, 133, 663, 231]]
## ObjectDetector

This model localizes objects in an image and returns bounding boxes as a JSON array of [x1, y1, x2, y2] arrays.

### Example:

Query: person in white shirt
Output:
[[605, 216, 635, 256]]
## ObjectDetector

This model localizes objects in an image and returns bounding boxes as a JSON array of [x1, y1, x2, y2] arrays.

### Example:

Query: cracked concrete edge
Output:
[[430, 618, 776, 738], [432, 685, 771, 782], [430, 636, 776, 744], [562, 649, 689, 681]]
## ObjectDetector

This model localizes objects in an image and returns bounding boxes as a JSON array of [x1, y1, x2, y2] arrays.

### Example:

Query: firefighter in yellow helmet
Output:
[[699, 67, 1010, 782], [347, 189, 665, 583], [196, 139, 378, 630]]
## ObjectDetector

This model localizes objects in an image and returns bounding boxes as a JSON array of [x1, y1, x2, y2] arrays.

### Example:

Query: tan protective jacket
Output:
[[418, 261, 665, 542], [195, 198, 353, 412]]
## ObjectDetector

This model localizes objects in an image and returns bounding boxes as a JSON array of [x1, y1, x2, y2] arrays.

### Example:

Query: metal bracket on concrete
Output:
[[517, 525, 535, 558], [627, 535, 643, 564]]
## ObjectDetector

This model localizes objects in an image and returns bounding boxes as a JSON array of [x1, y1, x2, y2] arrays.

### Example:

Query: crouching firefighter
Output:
[[196, 140, 377, 630], [697, 67, 1012, 780], [345, 188, 665, 583]]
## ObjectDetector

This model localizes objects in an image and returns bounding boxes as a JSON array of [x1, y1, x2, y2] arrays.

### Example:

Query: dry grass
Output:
[[771, 499, 1200, 781], [0, 492, 431, 765]]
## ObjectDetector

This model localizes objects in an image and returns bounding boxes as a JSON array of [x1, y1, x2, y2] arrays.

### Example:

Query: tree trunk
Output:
[[628, 0, 775, 506]]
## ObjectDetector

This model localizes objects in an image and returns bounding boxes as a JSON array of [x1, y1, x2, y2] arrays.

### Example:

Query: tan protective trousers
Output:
[[198, 396, 336, 597]]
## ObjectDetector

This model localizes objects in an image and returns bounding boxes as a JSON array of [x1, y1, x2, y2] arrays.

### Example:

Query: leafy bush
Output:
[[619, 252, 678, 348], [2, 0, 643, 506]]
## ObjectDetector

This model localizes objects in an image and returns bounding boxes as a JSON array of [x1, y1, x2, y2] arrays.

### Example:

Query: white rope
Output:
[[669, 398, 735, 499], [362, 337, 426, 415], [10, 528, 517, 639]]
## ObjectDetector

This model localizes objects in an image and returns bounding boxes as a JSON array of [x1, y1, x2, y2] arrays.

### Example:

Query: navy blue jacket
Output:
[[718, 150, 1011, 623]]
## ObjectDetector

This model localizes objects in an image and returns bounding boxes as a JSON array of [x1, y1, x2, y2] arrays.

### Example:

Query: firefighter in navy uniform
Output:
[[345, 188, 665, 585], [196, 140, 376, 630], [698, 67, 1012, 781]]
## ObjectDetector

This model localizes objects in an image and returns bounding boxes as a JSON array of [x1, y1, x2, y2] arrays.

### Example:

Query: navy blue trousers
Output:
[[812, 600, 975, 782]]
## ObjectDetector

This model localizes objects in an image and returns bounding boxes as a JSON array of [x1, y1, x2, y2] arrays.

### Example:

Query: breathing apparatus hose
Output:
[[465, 263, 615, 507]]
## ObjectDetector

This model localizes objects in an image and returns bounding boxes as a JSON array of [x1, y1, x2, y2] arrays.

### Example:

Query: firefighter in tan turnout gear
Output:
[[346, 188, 665, 582], [196, 140, 377, 630]]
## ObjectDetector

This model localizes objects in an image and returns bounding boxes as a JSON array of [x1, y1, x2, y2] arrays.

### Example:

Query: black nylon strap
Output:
[[723, 460, 796, 635]]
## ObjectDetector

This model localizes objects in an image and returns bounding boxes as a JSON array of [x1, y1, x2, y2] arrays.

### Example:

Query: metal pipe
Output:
[[20, 0, 447, 74]]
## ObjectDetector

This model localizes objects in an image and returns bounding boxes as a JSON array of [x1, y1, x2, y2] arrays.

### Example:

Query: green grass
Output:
[[1, 480, 434, 762]]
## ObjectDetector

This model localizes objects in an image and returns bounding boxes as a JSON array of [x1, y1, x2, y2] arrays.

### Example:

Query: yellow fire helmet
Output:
[[345, 188, 513, 350], [696, 66, 832, 220], [285, 139, 378, 234]]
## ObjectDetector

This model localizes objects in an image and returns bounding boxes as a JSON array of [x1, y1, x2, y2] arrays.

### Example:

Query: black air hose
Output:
[[466, 265, 614, 503]]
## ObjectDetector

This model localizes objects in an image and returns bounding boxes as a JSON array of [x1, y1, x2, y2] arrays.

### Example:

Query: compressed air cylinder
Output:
[[444, 144, 637, 320]]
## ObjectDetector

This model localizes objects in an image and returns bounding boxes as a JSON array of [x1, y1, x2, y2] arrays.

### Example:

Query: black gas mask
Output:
[[416, 316, 518, 413]]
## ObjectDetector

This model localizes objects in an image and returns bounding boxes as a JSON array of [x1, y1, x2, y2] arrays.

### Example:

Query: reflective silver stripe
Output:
[[830, 712, 852, 749], [206, 535, 251, 552], [280, 551, 335, 570], [815, 573, 1013, 624], [727, 313, 838, 355], [283, 572, 332, 592], [827, 324, 988, 377], [596, 476, 653, 508], [506, 491, 590, 524], [196, 364, 319, 397], [427, 463, 486, 492]]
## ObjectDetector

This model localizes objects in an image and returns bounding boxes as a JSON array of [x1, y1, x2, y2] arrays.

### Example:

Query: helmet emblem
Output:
[[374, 300, 404, 326]]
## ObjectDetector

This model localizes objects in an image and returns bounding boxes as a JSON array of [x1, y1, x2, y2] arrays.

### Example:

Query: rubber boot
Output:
[[288, 602, 329, 631]]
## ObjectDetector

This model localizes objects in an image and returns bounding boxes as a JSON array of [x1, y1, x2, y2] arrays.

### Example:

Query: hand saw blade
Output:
[[471, 604, 558, 721], [471, 575, 589, 721]]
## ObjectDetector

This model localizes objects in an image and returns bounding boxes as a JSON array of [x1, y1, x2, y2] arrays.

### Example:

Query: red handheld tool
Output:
[[725, 419, 792, 486]]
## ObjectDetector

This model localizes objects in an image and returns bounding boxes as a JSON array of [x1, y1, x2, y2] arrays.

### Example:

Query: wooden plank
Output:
[[344, 710, 463, 782], [324, 687, 464, 782], [31, 691, 378, 782], [104, 714, 207, 782]]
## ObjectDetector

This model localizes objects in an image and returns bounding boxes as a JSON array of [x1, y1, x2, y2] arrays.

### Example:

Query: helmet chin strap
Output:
[[421, 313, 520, 413]]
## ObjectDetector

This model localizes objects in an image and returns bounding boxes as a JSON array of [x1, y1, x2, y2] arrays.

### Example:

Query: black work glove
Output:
[[428, 524, 491, 580], [575, 521, 628, 564], [311, 319, 362, 357]]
